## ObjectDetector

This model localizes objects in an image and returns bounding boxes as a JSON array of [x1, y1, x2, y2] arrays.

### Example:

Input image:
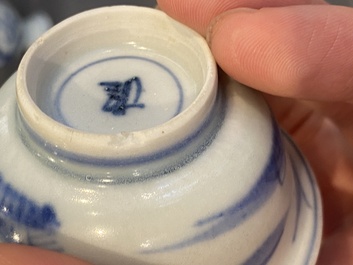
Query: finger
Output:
[[265, 95, 353, 236], [303, 101, 353, 147], [0, 244, 92, 265], [156, 0, 326, 35], [208, 5, 353, 102], [316, 225, 353, 265]]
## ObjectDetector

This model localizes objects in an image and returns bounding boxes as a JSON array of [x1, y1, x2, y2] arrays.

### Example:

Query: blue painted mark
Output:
[[195, 121, 284, 229], [55, 56, 184, 127], [243, 214, 287, 265], [243, 135, 319, 265], [0, 175, 59, 229], [99, 77, 145, 116], [143, 120, 286, 253], [142, 129, 320, 265], [0, 173, 61, 251]]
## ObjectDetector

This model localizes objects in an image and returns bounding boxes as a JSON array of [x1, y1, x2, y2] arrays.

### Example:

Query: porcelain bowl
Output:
[[0, 6, 322, 265]]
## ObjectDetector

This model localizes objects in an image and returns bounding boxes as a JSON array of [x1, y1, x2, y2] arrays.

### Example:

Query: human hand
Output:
[[156, 1, 353, 264], [0, 243, 92, 265], [2, 1, 353, 264]]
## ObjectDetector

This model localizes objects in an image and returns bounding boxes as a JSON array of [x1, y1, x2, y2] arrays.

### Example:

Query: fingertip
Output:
[[206, 8, 257, 46], [207, 8, 281, 92], [157, 0, 327, 36], [156, 0, 213, 34], [207, 5, 353, 101]]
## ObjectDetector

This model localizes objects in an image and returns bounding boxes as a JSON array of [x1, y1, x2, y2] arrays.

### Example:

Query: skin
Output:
[[2, 0, 353, 264], [0, 244, 91, 265], [156, 1, 353, 264]]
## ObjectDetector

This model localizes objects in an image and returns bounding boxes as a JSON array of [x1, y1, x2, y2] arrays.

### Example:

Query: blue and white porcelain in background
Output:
[[0, 0, 53, 85], [0, 0, 21, 67], [20, 11, 53, 52], [0, 6, 322, 265]]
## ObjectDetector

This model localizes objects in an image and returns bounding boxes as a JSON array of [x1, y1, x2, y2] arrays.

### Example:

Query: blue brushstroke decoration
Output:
[[243, 214, 287, 265], [143, 120, 286, 253], [283, 134, 320, 265], [142, 129, 320, 265], [0, 173, 62, 251], [0, 175, 59, 229]]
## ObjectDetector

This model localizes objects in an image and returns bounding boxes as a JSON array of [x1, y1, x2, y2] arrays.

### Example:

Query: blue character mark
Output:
[[99, 76, 145, 116], [0, 173, 62, 251]]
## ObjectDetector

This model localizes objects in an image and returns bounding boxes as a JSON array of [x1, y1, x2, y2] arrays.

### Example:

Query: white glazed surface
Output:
[[16, 6, 217, 159], [0, 6, 322, 265], [1, 74, 321, 265]]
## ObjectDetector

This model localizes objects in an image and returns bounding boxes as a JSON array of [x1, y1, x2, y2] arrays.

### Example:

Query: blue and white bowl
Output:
[[0, 6, 322, 265]]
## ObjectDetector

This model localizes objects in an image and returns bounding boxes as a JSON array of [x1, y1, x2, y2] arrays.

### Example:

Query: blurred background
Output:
[[0, 0, 351, 86], [10, 0, 156, 23], [0, 0, 156, 85], [7, 0, 352, 23], [329, 0, 353, 4]]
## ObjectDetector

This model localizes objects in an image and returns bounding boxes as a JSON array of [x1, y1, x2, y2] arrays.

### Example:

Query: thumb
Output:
[[207, 5, 353, 102]]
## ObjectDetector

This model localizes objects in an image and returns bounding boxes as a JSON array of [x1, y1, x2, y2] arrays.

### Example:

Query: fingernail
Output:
[[206, 8, 257, 48]]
